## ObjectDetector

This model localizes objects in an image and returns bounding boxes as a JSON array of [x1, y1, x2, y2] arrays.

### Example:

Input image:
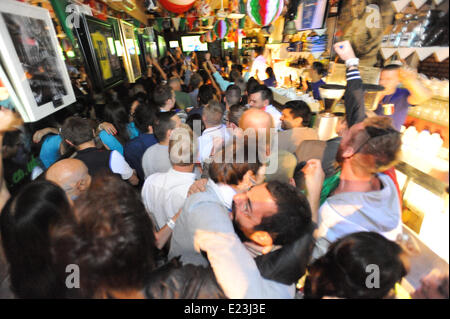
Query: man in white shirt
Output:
[[248, 84, 282, 131], [142, 111, 181, 178], [142, 126, 197, 231], [249, 47, 268, 81], [198, 100, 231, 164]]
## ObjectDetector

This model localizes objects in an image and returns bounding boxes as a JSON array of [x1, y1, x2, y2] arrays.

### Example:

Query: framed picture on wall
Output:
[[0, 62, 29, 122], [144, 27, 158, 59], [74, 14, 124, 91], [118, 20, 141, 83], [137, 31, 154, 74], [0, 0, 75, 122]]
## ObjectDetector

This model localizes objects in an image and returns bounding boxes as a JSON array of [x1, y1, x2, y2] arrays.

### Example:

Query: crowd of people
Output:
[[0, 41, 448, 299]]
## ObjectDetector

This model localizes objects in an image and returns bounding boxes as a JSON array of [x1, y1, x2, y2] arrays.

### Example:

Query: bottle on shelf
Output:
[[389, 13, 405, 47], [413, 10, 440, 47], [393, 14, 412, 48]]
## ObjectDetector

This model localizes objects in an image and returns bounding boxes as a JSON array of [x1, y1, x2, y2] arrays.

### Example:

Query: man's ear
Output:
[[76, 178, 89, 192], [289, 177, 296, 187], [342, 146, 355, 159], [148, 125, 154, 134], [240, 170, 255, 190], [250, 231, 273, 248]]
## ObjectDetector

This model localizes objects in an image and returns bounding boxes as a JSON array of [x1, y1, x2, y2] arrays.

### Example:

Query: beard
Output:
[[231, 201, 250, 243], [281, 121, 290, 131]]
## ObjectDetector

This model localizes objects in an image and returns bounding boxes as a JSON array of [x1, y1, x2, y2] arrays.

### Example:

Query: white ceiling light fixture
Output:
[[216, 0, 246, 20]]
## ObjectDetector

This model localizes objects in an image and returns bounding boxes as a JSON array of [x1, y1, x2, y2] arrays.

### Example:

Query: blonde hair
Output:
[[169, 124, 198, 166]]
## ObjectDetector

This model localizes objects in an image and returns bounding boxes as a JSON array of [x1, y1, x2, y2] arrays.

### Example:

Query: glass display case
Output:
[[397, 95, 449, 262]]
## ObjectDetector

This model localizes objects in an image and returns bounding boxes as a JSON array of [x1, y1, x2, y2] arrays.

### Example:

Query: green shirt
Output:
[[319, 171, 341, 206], [175, 91, 192, 110]]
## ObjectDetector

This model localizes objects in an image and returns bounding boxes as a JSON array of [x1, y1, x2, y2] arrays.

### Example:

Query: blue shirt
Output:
[[99, 130, 124, 155], [311, 79, 325, 100], [123, 133, 158, 181], [374, 88, 411, 131], [127, 122, 140, 139], [39, 134, 62, 169], [264, 77, 277, 88], [213, 72, 234, 92]]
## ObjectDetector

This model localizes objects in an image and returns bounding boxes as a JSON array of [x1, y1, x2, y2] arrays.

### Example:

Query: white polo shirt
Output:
[[141, 167, 196, 231]]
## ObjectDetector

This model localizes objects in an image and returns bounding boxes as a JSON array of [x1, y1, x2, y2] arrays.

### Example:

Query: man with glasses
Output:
[[309, 41, 404, 259]]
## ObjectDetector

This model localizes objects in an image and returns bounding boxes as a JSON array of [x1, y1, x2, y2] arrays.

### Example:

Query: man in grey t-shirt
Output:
[[141, 111, 181, 178]]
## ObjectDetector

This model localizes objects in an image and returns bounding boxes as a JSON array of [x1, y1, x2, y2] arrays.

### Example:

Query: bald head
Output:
[[239, 108, 274, 132], [239, 108, 274, 158], [46, 159, 91, 201]]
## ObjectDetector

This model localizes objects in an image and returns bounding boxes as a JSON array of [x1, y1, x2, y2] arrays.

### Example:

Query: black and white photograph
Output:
[[0, 0, 74, 122]]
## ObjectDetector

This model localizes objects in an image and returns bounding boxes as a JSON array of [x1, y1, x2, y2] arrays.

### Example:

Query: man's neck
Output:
[[172, 164, 195, 173], [311, 75, 322, 83], [77, 140, 96, 151], [160, 104, 173, 112], [159, 140, 169, 146], [335, 163, 380, 194], [204, 123, 221, 130], [384, 87, 397, 96]]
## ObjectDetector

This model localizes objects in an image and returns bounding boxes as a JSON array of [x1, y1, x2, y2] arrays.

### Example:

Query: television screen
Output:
[[157, 35, 167, 57], [181, 36, 208, 52], [295, 0, 328, 31], [224, 41, 235, 49], [169, 40, 179, 48]]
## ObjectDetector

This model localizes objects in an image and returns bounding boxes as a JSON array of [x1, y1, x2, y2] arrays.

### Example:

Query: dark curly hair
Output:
[[54, 175, 157, 298], [254, 181, 312, 246], [304, 232, 409, 299]]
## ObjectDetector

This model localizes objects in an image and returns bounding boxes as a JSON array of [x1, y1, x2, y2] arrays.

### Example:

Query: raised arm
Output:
[[399, 66, 433, 106], [152, 57, 168, 81], [194, 230, 295, 299], [334, 41, 366, 128], [302, 159, 325, 223], [205, 53, 232, 92], [32, 127, 59, 144], [203, 61, 222, 98]]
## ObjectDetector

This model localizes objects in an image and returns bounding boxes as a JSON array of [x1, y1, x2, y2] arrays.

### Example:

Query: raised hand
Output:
[[333, 40, 357, 62], [0, 107, 22, 134], [99, 122, 117, 135]]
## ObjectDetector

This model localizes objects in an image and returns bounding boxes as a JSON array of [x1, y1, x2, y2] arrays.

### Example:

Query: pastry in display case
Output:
[[397, 91, 449, 262]]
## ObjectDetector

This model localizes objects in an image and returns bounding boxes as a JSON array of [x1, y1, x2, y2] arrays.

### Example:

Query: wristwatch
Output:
[[345, 57, 360, 68], [167, 218, 176, 230]]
